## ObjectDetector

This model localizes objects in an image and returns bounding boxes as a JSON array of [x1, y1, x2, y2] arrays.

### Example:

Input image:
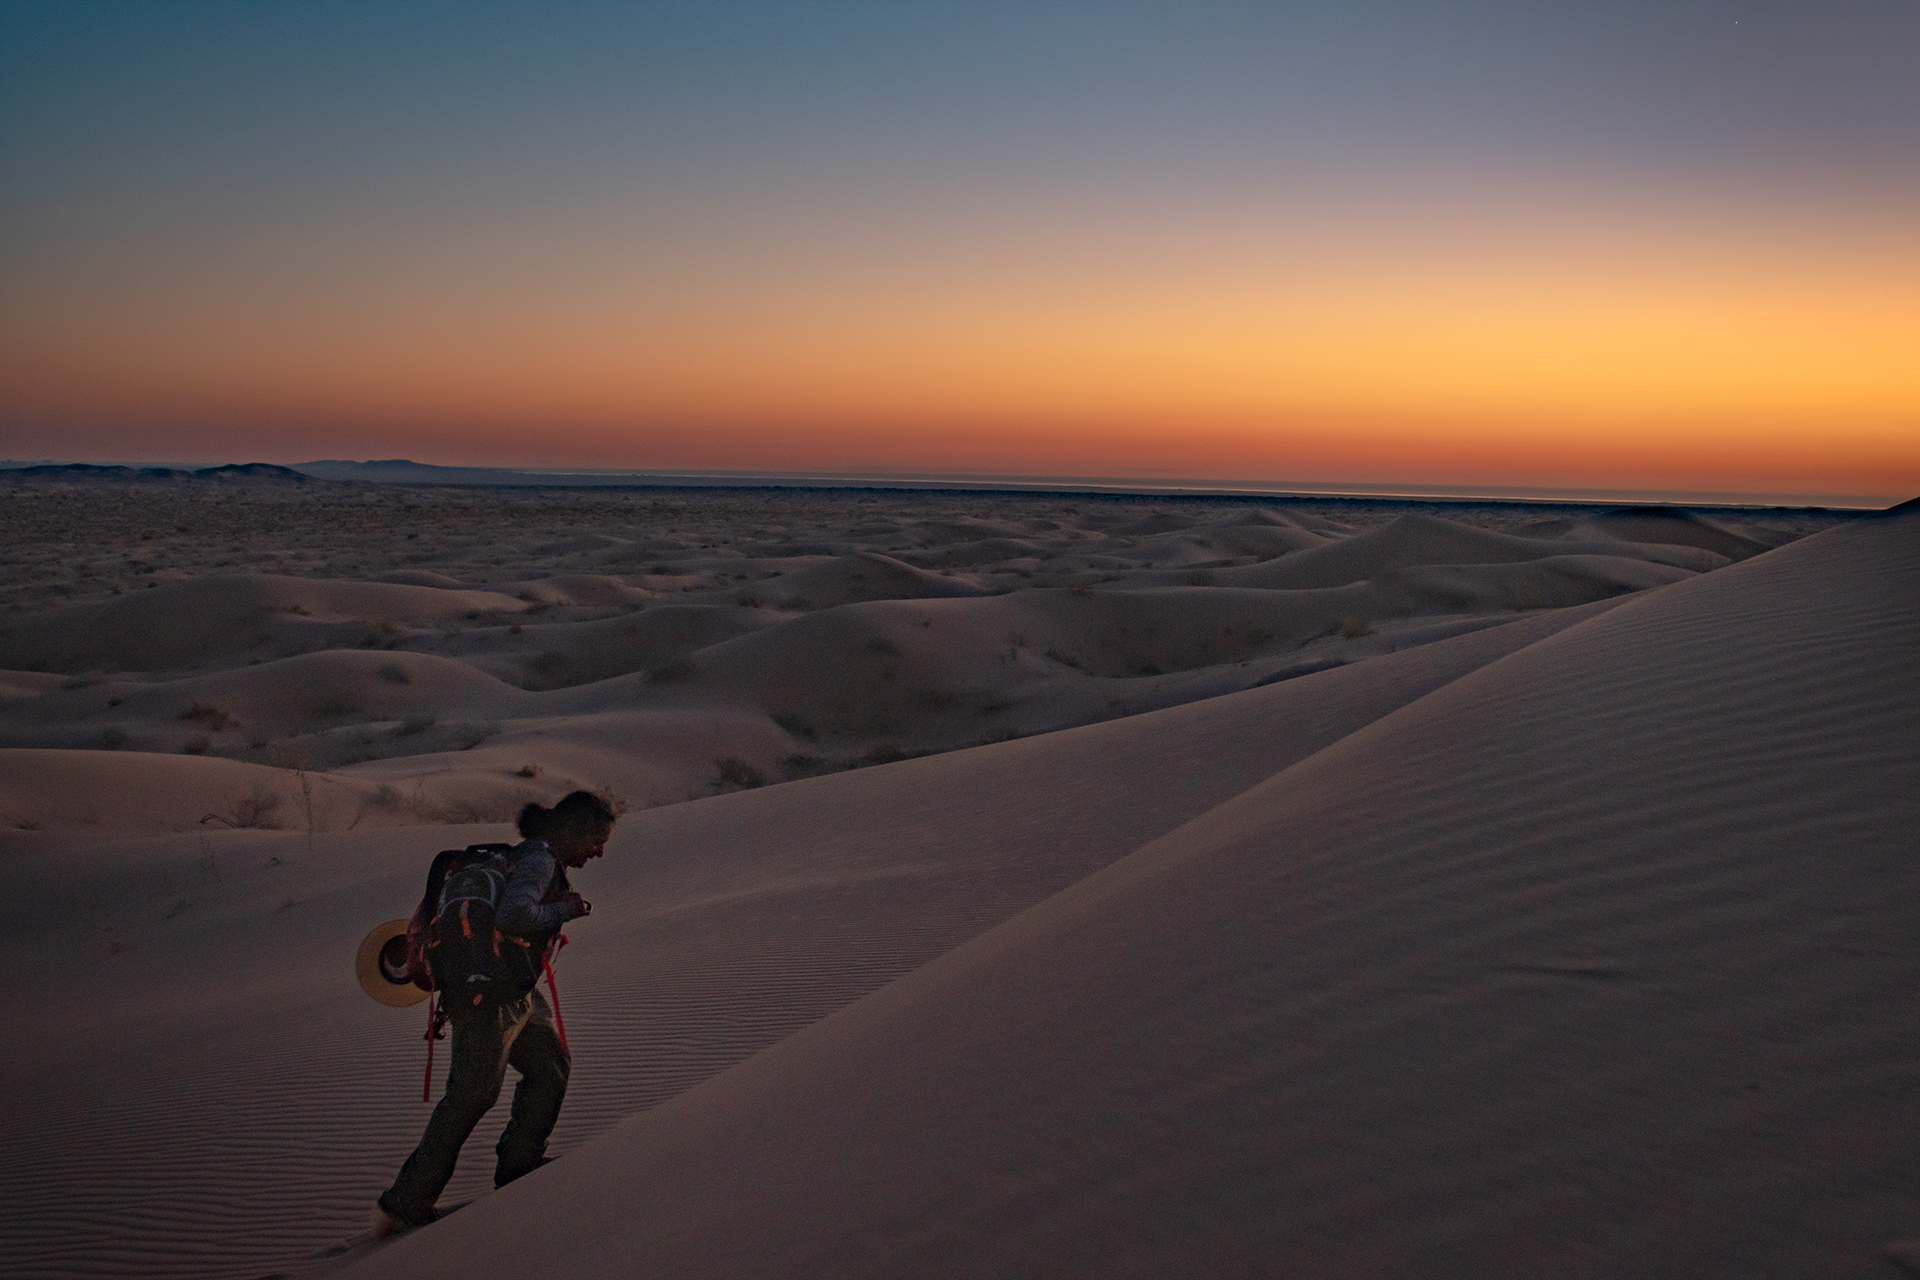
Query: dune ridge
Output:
[[0, 480, 1895, 1279], [0, 602, 1629, 1280], [3, 490, 1818, 836], [341, 512, 1919, 1280]]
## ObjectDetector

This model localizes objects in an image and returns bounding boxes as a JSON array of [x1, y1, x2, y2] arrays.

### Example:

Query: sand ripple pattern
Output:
[[0, 865, 1054, 1280]]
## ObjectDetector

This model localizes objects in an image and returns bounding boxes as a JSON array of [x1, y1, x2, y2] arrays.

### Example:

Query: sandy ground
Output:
[[0, 474, 1906, 1278]]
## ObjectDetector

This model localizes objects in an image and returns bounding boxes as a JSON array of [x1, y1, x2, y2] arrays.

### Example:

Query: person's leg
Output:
[[493, 988, 571, 1188], [380, 996, 531, 1223]]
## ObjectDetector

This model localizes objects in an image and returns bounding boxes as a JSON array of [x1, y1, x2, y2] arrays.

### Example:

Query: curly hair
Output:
[[517, 789, 618, 840]]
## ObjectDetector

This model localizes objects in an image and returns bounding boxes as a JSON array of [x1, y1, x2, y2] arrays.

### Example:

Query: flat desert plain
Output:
[[0, 473, 1912, 1279]]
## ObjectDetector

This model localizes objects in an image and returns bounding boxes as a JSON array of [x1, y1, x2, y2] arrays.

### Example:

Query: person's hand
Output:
[[564, 892, 591, 918]]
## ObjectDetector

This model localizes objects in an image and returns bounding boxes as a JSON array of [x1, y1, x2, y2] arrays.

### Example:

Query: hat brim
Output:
[[356, 918, 430, 1007]]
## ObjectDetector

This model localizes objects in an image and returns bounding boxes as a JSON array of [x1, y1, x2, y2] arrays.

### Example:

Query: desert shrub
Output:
[[377, 662, 411, 684], [311, 694, 359, 718], [96, 727, 129, 749], [715, 757, 768, 789], [865, 743, 908, 765], [1044, 646, 1085, 670], [522, 651, 569, 677], [770, 710, 817, 741], [369, 783, 403, 810], [1185, 569, 1214, 586], [396, 713, 437, 736], [1134, 663, 1164, 677], [735, 590, 765, 608], [780, 595, 816, 611], [204, 780, 281, 829], [1339, 617, 1375, 639], [181, 737, 211, 755], [179, 702, 233, 730], [515, 763, 541, 778]]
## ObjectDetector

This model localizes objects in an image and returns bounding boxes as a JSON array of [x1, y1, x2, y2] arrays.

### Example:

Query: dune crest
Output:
[[339, 512, 1919, 1280], [0, 477, 1890, 1278]]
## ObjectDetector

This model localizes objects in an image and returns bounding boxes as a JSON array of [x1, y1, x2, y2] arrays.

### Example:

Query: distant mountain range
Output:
[[0, 462, 316, 483], [0, 458, 1900, 509]]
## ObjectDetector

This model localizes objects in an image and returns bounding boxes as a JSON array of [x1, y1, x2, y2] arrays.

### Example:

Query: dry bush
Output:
[[715, 757, 769, 789], [396, 714, 437, 736], [1339, 617, 1375, 639], [204, 780, 282, 829], [179, 702, 233, 730], [782, 753, 826, 778], [377, 662, 411, 684], [515, 763, 541, 778], [181, 737, 211, 755]]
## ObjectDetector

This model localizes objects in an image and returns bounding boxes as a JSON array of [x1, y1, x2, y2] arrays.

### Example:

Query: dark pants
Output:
[[380, 987, 569, 1223]]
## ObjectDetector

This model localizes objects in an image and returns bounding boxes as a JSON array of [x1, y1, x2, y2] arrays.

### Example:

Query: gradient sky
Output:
[[2, 1, 1916, 502]]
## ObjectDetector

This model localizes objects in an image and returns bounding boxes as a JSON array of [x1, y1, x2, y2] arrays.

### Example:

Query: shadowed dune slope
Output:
[[0, 604, 1621, 1280], [1520, 506, 1782, 559], [347, 515, 1919, 1280], [0, 575, 526, 672], [749, 551, 989, 608], [1208, 511, 1725, 589]]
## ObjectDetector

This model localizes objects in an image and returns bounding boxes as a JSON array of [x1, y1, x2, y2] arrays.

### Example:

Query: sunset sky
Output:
[[2, 1, 1916, 503]]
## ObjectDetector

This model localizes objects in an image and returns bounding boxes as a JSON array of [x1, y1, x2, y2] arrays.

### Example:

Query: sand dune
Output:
[[0, 495, 1764, 836], [0, 602, 1616, 1280], [0, 574, 527, 672], [1518, 505, 1786, 559], [743, 550, 989, 609], [338, 511, 1920, 1280], [1199, 511, 1727, 590], [0, 476, 1891, 1279]]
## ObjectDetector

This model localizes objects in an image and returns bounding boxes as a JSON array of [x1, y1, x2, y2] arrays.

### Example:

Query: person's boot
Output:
[[494, 1154, 554, 1189], [372, 1196, 437, 1238]]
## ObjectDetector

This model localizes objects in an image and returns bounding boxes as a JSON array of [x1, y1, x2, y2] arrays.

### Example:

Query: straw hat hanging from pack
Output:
[[356, 918, 430, 1007]]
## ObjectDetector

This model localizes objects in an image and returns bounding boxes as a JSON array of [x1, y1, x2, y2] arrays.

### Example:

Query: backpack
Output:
[[405, 843, 547, 1006]]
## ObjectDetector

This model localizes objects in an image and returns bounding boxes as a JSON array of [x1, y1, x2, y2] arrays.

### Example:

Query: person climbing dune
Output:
[[373, 789, 618, 1237]]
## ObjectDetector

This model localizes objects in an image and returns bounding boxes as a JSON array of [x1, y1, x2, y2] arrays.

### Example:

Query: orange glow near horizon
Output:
[[4, 184, 1916, 502]]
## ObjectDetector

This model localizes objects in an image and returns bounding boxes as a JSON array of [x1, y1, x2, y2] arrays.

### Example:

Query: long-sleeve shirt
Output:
[[494, 839, 581, 943]]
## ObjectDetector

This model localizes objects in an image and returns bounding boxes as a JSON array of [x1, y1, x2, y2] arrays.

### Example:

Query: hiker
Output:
[[374, 789, 617, 1235]]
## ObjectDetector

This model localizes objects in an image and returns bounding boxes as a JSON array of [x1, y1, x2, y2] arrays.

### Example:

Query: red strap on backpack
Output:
[[543, 934, 570, 1055], [421, 993, 446, 1102]]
